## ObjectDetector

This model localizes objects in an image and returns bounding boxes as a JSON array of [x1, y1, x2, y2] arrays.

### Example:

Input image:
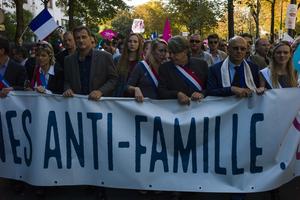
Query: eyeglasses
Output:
[[232, 46, 247, 51], [209, 41, 218, 44], [190, 40, 201, 44]]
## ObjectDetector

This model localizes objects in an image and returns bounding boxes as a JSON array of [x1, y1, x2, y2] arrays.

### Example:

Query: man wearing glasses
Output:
[[207, 33, 227, 65], [189, 34, 214, 66], [207, 36, 264, 98]]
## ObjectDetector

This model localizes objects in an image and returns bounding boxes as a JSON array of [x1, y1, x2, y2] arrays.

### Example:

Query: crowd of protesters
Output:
[[0, 25, 300, 200]]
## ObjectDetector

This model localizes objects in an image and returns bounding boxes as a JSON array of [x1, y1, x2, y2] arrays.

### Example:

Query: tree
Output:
[[111, 11, 133, 37], [4, 10, 34, 43], [265, 0, 276, 43], [132, 1, 168, 37], [40, 0, 49, 9], [168, 0, 224, 35], [56, 0, 128, 31], [14, 0, 24, 44], [228, 0, 234, 39], [237, 0, 261, 38]]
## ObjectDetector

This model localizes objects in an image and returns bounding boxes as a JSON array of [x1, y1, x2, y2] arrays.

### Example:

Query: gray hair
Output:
[[168, 36, 190, 56]]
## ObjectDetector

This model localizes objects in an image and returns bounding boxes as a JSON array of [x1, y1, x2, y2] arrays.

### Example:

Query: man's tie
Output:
[[232, 66, 240, 87]]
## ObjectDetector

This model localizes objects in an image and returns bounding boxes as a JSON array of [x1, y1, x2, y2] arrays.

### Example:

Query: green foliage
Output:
[[111, 11, 133, 37], [56, 0, 128, 28], [4, 10, 34, 42], [168, 0, 225, 35], [132, 1, 168, 37]]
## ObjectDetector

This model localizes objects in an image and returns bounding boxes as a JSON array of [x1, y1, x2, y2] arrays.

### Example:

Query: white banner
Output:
[[285, 4, 297, 29], [0, 89, 300, 193], [132, 19, 145, 33]]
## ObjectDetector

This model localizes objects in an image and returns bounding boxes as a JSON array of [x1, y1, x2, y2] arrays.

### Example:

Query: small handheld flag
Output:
[[162, 18, 172, 42], [100, 29, 117, 41], [28, 9, 59, 40], [0, 74, 10, 89], [293, 45, 300, 72]]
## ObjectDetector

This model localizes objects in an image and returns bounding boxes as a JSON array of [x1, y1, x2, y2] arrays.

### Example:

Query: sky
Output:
[[124, 0, 150, 7]]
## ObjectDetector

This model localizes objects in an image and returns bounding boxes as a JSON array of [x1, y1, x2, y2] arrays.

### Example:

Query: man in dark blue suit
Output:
[[207, 36, 264, 97], [0, 37, 27, 97]]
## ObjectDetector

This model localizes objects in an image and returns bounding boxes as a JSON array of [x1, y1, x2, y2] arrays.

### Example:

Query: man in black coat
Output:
[[0, 37, 27, 97]]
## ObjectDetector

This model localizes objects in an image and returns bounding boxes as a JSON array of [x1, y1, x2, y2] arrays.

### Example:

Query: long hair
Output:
[[117, 33, 144, 77], [270, 41, 298, 88]]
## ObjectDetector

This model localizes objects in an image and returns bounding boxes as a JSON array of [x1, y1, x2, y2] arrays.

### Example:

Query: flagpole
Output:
[[18, 26, 29, 45]]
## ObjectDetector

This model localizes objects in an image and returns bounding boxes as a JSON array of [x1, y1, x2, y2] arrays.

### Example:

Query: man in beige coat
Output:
[[63, 25, 118, 100]]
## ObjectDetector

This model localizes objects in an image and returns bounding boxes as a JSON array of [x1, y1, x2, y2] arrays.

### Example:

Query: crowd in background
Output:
[[2, 26, 299, 103], [0, 25, 300, 200]]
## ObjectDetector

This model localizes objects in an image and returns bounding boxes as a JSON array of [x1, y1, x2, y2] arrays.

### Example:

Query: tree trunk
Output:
[[68, 0, 75, 31], [270, 0, 275, 43], [41, 0, 48, 9], [14, 0, 24, 45], [228, 0, 234, 39], [255, 0, 260, 38]]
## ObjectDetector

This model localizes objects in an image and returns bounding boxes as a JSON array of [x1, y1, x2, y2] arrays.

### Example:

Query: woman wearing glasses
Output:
[[127, 38, 168, 102], [30, 41, 64, 94], [260, 41, 299, 89]]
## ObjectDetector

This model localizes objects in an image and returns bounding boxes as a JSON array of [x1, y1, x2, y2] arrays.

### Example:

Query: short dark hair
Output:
[[207, 33, 219, 41], [15, 46, 28, 58], [0, 37, 10, 55], [240, 33, 252, 40], [168, 36, 190, 54], [63, 31, 73, 38], [72, 25, 92, 37]]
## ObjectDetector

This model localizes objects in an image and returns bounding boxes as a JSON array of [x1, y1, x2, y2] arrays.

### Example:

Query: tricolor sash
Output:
[[260, 67, 282, 89], [32, 67, 48, 89], [0, 74, 10, 89], [140, 60, 159, 89], [221, 57, 256, 91], [175, 65, 203, 92]]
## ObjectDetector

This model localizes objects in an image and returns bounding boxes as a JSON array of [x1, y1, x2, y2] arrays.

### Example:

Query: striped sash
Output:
[[140, 60, 159, 89], [175, 65, 203, 92]]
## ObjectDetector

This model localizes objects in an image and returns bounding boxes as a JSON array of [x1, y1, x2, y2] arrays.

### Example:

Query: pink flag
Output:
[[162, 18, 172, 42], [100, 29, 117, 41]]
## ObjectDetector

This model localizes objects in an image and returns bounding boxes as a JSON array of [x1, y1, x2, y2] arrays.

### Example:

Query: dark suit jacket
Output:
[[64, 49, 118, 96], [158, 57, 208, 99], [31, 63, 64, 94], [207, 60, 260, 97], [3, 58, 27, 90], [249, 54, 269, 70], [55, 50, 70, 69], [24, 57, 36, 81]]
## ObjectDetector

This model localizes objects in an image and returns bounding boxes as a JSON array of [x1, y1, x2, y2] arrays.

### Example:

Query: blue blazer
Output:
[[207, 60, 260, 96]]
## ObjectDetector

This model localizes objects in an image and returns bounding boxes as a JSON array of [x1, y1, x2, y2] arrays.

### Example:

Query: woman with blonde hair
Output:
[[114, 33, 144, 96], [30, 41, 64, 94], [260, 41, 298, 89], [127, 38, 168, 102]]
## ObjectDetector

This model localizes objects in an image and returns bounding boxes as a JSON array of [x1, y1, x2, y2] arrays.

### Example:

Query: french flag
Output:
[[28, 9, 59, 40]]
